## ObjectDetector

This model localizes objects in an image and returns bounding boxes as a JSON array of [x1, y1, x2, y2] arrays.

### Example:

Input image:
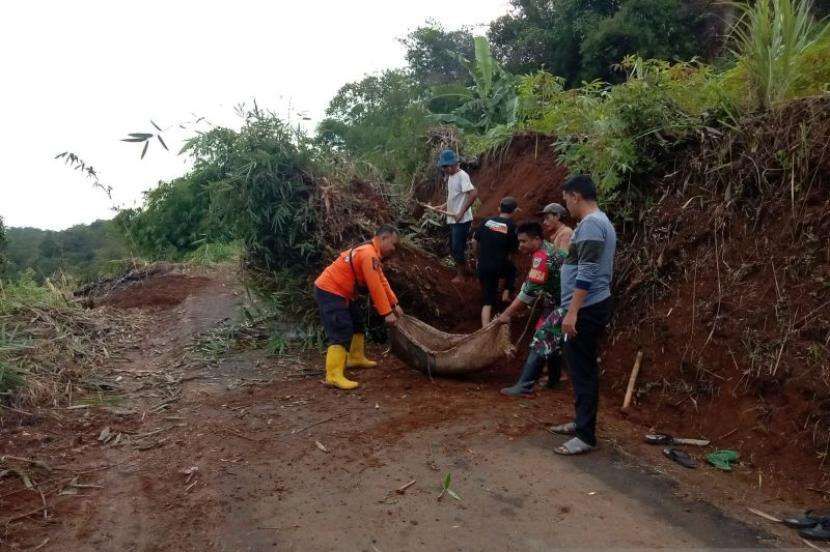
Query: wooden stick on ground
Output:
[[802, 538, 829, 552], [621, 351, 644, 411], [747, 507, 781, 523]]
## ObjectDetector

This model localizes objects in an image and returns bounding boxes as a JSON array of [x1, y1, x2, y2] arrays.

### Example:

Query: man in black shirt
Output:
[[472, 196, 519, 327]]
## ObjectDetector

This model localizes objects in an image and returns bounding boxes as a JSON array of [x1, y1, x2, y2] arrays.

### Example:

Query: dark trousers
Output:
[[449, 221, 472, 263], [314, 286, 365, 347], [564, 297, 612, 447], [478, 262, 517, 307], [513, 350, 564, 392]]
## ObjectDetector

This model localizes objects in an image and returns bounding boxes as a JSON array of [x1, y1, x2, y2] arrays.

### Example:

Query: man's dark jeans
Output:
[[564, 297, 612, 447], [449, 221, 472, 264]]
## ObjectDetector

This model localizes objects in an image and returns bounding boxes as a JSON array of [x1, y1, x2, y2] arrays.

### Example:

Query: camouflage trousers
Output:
[[530, 306, 566, 358]]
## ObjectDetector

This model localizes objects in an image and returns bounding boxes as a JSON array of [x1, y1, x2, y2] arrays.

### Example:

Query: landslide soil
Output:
[[3, 119, 827, 549], [0, 267, 806, 551]]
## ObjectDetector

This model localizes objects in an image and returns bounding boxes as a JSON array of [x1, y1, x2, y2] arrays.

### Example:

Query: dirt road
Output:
[[1, 268, 805, 550]]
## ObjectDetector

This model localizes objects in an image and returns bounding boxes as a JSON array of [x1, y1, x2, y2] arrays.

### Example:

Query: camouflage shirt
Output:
[[517, 241, 560, 306]]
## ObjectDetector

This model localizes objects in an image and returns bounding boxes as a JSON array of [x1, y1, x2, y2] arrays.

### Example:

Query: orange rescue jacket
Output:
[[314, 236, 398, 316]]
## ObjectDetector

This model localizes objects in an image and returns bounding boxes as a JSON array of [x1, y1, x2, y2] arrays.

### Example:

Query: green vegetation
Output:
[[0, 215, 7, 277], [729, 0, 830, 110], [464, 0, 830, 197], [183, 241, 243, 265], [507, 57, 725, 196], [172, 107, 317, 273], [296, 0, 822, 214], [3, 0, 826, 410], [15, 0, 827, 308], [430, 37, 519, 133], [488, 0, 711, 84], [4, 221, 130, 283], [402, 20, 475, 88], [318, 70, 430, 184]]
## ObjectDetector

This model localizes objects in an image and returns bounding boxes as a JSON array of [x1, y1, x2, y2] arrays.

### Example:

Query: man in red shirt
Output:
[[314, 225, 403, 390], [497, 222, 563, 397]]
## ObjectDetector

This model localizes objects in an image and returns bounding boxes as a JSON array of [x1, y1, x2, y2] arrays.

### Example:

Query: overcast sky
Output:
[[0, 0, 510, 231]]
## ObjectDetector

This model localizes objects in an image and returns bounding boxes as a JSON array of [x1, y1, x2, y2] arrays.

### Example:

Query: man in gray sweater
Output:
[[549, 175, 616, 456]]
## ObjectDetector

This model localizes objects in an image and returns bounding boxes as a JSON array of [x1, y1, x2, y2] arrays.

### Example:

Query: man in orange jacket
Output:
[[314, 225, 404, 390]]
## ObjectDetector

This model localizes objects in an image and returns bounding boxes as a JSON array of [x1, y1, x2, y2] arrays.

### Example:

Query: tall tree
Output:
[[318, 70, 430, 181], [400, 20, 476, 88], [579, 0, 711, 82], [489, 0, 619, 84], [489, 0, 711, 85]]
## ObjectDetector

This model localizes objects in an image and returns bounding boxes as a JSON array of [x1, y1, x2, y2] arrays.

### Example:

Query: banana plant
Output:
[[429, 37, 519, 133]]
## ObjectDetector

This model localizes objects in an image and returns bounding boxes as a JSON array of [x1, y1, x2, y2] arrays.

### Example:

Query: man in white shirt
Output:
[[431, 149, 478, 284]]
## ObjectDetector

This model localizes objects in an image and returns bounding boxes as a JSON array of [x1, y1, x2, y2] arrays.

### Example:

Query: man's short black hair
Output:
[[375, 224, 398, 237], [562, 174, 597, 201], [499, 196, 518, 214], [517, 222, 544, 240]]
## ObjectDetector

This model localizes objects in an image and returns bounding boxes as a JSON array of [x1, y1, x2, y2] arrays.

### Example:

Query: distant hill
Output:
[[5, 220, 130, 283]]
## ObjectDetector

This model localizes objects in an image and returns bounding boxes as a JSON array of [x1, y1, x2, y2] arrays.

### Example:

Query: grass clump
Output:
[[0, 274, 144, 408], [728, 0, 830, 111]]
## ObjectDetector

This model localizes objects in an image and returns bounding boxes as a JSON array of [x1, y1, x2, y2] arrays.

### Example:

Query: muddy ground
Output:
[[0, 267, 818, 550]]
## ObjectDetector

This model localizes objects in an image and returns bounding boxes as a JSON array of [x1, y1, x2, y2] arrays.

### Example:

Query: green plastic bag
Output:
[[707, 449, 740, 471]]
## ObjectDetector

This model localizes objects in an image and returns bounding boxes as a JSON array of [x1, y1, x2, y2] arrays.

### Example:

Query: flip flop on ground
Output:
[[554, 437, 595, 455], [800, 519, 830, 541], [548, 422, 576, 435], [784, 510, 826, 529], [663, 447, 697, 469]]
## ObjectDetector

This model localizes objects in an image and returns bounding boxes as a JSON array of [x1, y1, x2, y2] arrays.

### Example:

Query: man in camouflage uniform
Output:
[[496, 221, 567, 397]]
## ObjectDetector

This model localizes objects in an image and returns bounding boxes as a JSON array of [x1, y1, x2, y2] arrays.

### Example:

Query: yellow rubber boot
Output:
[[324, 345, 358, 390], [346, 333, 377, 369]]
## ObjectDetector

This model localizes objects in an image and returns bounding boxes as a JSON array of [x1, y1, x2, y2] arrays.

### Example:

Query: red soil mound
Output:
[[414, 134, 569, 222], [599, 99, 830, 500], [471, 134, 570, 220], [385, 244, 481, 330], [102, 274, 212, 309], [410, 101, 829, 501]]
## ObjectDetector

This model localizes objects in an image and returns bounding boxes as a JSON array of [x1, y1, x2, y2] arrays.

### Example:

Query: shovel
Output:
[[645, 433, 710, 447]]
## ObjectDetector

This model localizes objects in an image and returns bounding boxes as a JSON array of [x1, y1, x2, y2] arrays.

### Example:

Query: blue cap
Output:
[[437, 149, 459, 167]]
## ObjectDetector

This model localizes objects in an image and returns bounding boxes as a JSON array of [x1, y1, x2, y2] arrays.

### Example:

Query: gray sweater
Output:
[[560, 210, 616, 310]]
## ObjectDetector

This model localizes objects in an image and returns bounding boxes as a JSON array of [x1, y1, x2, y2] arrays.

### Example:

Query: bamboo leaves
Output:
[[53, 152, 113, 199], [121, 122, 171, 159]]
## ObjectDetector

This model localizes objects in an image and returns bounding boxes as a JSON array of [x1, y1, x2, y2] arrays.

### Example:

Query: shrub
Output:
[[729, 0, 830, 110], [518, 57, 725, 196], [0, 215, 6, 277]]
